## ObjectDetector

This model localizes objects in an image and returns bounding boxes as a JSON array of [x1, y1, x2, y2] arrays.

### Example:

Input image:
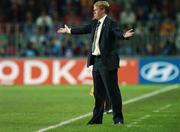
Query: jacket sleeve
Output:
[[111, 21, 125, 40], [71, 23, 91, 35]]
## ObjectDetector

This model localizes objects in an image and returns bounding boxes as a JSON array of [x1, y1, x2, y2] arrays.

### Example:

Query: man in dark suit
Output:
[[57, 1, 134, 125]]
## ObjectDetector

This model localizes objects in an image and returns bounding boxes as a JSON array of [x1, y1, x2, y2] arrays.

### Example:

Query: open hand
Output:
[[123, 29, 134, 38], [57, 24, 71, 34]]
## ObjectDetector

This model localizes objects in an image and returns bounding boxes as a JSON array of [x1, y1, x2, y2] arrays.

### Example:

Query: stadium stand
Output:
[[0, 0, 179, 57]]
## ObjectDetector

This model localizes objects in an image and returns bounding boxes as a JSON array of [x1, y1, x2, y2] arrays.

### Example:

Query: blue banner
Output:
[[139, 58, 180, 83]]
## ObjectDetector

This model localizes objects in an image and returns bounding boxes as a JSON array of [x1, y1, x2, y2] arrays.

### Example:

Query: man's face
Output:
[[93, 6, 105, 20]]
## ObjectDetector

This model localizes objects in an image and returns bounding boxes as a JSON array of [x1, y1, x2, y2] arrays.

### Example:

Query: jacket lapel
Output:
[[99, 17, 108, 44], [91, 20, 98, 41], [90, 20, 98, 52]]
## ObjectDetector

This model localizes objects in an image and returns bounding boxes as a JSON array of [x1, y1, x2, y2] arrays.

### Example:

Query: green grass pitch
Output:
[[0, 84, 179, 132]]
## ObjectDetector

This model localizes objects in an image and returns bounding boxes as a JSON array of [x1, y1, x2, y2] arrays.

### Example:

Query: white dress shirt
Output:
[[92, 15, 107, 55]]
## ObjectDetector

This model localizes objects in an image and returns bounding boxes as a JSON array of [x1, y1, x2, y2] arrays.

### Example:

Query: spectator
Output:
[[160, 19, 176, 37], [0, 24, 9, 56], [136, 7, 147, 24], [24, 0, 40, 19], [22, 41, 38, 57], [7, 2, 23, 23], [0, 0, 179, 57], [148, 6, 161, 26], [65, 12, 81, 27], [24, 11, 35, 40], [120, 4, 136, 27], [49, 37, 62, 56], [109, 0, 121, 21], [159, 38, 177, 55], [176, 12, 180, 26], [14, 24, 24, 56], [36, 10, 53, 37], [29, 26, 47, 56], [175, 28, 180, 53]]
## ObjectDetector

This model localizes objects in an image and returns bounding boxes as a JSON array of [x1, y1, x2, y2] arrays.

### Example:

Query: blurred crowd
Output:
[[0, 0, 179, 58]]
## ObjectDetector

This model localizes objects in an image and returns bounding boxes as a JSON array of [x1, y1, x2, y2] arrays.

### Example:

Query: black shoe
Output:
[[87, 122, 102, 125], [87, 120, 102, 125]]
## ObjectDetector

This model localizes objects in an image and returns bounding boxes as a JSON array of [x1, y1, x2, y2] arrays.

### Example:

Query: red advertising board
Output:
[[0, 59, 138, 85], [118, 59, 139, 84]]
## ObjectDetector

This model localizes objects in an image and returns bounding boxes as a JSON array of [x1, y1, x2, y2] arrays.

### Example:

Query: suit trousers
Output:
[[90, 56, 124, 124]]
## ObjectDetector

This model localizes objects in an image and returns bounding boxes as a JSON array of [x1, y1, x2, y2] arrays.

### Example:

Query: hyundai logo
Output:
[[141, 62, 179, 82]]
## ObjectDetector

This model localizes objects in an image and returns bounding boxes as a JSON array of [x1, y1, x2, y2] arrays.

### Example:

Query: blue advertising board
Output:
[[139, 58, 180, 83]]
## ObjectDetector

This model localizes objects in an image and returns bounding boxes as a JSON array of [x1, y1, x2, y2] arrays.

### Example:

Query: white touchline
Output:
[[36, 84, 179, 132], [127, 114, 151, 128], [127, 104, 172, 128], [153, 104, 172, 113]]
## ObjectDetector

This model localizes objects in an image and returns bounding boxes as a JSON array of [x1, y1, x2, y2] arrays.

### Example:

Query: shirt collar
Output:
[[99, 15, 107, 24]]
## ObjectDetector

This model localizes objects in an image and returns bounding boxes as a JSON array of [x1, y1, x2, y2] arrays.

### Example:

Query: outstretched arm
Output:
[[111, 21, 134, 39], [57, 24, 91, 35], [71, 24, 91, 34]]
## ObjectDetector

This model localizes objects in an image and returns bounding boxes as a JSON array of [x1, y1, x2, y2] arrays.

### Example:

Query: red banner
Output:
[[119, 59, 139, 84], [0, 59, 138, 85]]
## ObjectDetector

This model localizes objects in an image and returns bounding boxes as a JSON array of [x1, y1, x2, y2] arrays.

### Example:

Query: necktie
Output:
[[92, 21, 101, 53]]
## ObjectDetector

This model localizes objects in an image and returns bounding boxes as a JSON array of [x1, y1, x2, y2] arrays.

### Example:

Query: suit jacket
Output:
[[71, 16, 125, 70]]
